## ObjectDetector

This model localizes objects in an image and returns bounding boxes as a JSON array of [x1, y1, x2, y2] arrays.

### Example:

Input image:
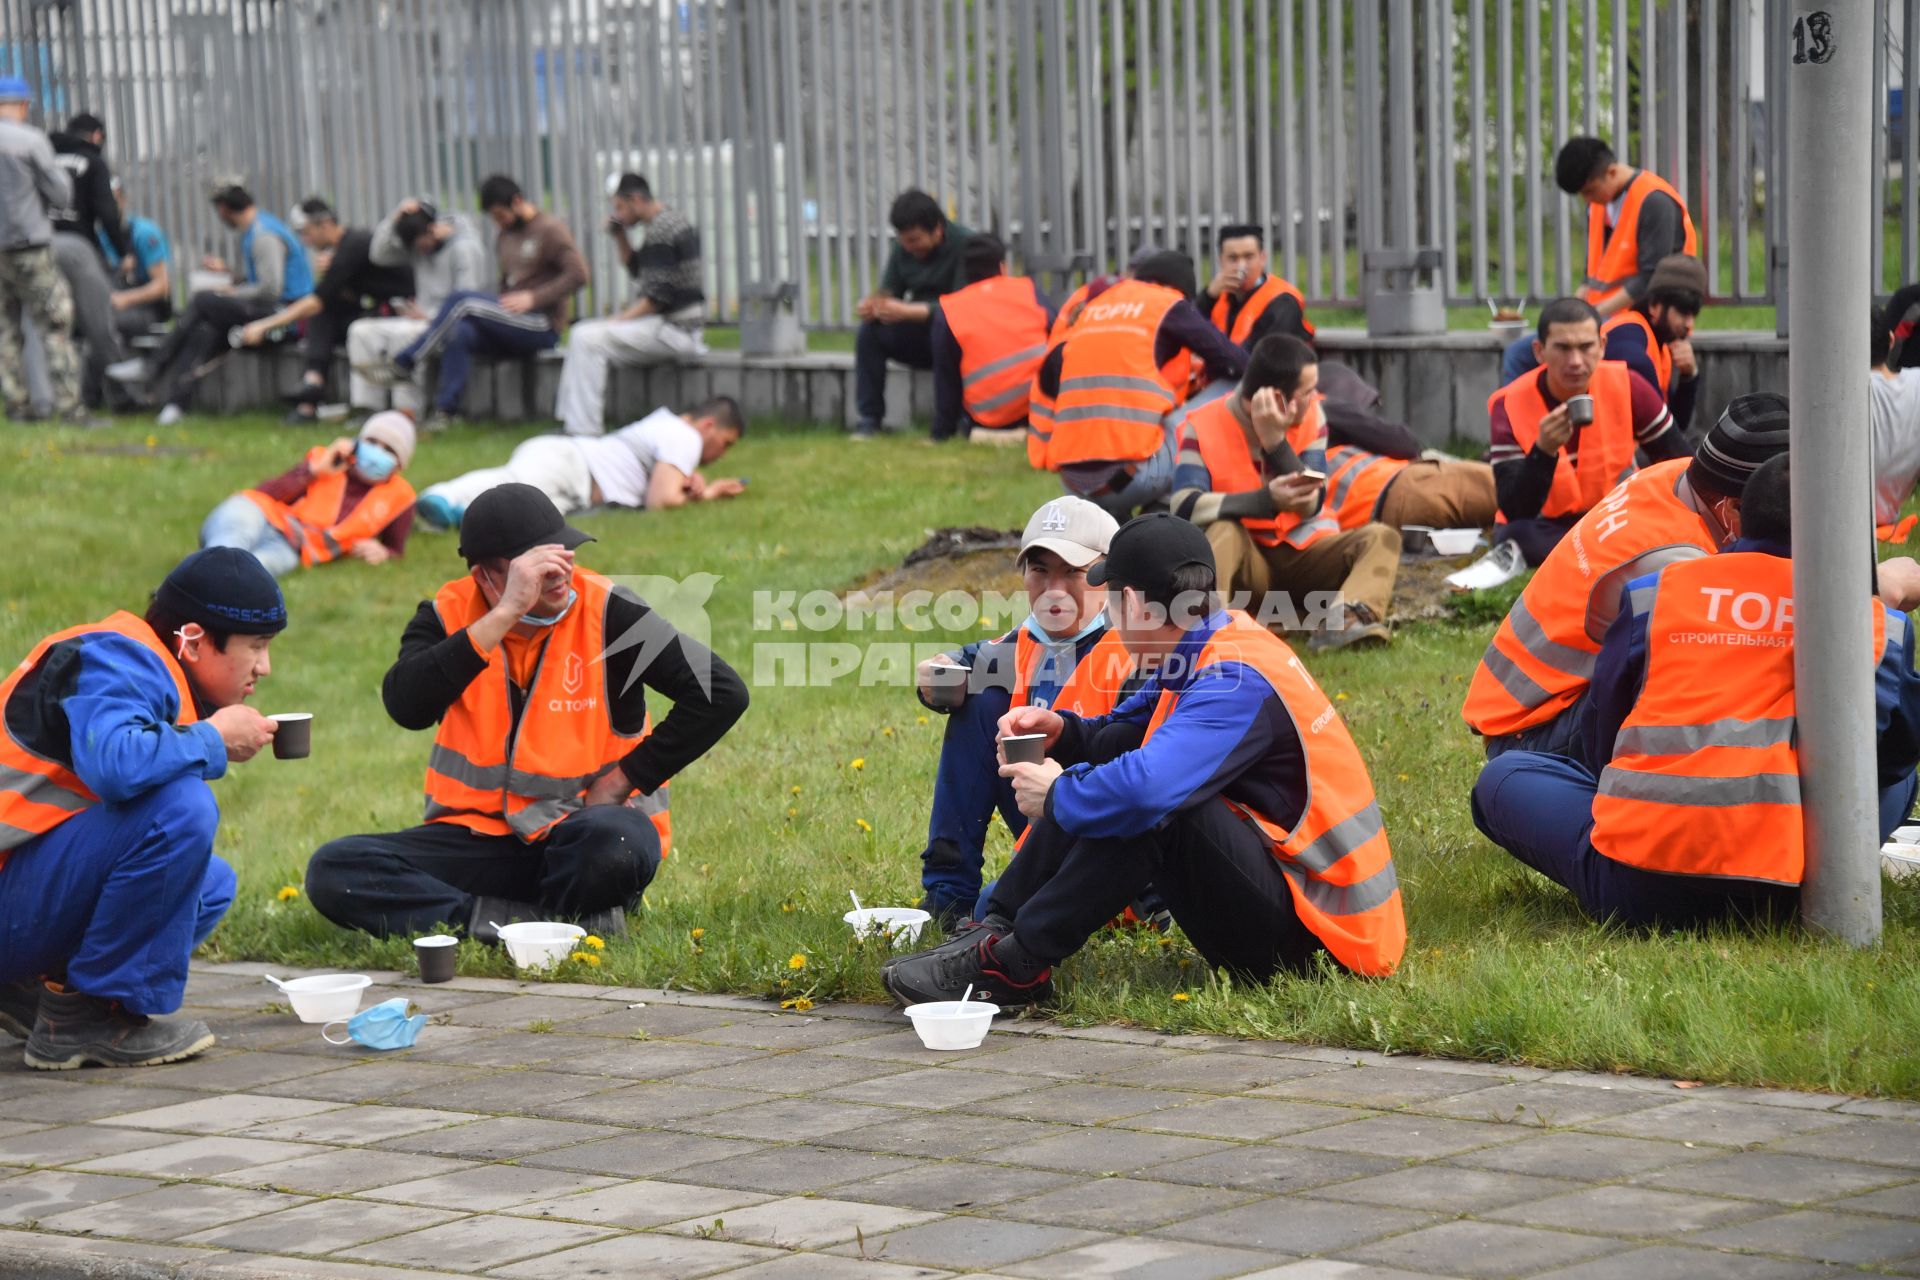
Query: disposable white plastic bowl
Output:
[[843, 907, 931, 947], [1427, 528, 1483, 556], [496, 922, 585, 971], [276, 974, 372, 1023], [904, 999, 1000, 1051], [1883, 843, 1920, 879]]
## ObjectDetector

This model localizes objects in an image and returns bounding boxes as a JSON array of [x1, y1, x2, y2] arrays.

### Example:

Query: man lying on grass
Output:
[[0, 548, 284, 1068], [883, 512, 1405, 1007], [306, 483, 748, 942]]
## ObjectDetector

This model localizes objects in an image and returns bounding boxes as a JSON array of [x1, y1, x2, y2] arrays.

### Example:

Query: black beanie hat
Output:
[[153, 547, 288, 635], [1689, 392, 1791, 498]]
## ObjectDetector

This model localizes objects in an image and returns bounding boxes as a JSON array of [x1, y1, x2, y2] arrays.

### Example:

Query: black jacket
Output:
[[49, 134, 128, 258]]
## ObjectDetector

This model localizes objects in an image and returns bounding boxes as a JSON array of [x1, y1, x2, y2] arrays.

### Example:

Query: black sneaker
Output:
[[882, 931, 1054, 1008], [24, 987, 215, 1070], [468, 896, 545, 946], [0, 979, 41, 1040], [882, 913, 1010, 979]]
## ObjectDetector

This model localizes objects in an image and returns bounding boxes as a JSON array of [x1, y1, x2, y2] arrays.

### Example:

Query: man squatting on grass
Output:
[[884, 512, 1406, 1007], [0, 548, 284, 1070], [305, 484, 748, 942]]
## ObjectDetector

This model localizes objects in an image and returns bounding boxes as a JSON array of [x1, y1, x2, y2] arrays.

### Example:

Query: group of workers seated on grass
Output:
[[12, 122, 1920, 1069]]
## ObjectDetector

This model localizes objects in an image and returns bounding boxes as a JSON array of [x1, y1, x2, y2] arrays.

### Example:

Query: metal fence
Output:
[[3, 0, 1916, 329]]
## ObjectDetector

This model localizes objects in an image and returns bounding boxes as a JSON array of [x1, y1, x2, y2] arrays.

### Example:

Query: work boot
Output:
[[24, 986, 215, 1070], [468, 896, 545, 946], [882, 928, 1053, 1008], [1308, 601, 1393, 654], [0, 979, 41, 1040], [578, 906, 629, 940]]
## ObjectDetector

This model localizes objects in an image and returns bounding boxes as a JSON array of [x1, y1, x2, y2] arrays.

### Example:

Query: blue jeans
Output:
[[918, 682, 1023, 920], [1501, 334, 1539, 385], [1482, 691, 1591, 770], [1471, 751, 1919, 929], [397, 290, 558, 413], [200, 494, 301, 577], [0, 776, 234, 1014]]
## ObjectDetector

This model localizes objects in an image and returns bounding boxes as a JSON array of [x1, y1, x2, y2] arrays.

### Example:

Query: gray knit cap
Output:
[[1689, 391, 1790, 498]]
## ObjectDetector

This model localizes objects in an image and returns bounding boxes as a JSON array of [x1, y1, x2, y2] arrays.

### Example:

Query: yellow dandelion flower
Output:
[[790, 785, 802, 795], [583, 935, 606, 950], [568, 951, 588, 963], [579, 952, 602, 967], [690, 927, 706, 939], [788, 806, 799, 817], [855, 818, 873, 833], [781, 996, 815, 1012], [1335, 692, 1349, 701], [144, 433, 158, 449], [882, 726, 894, 737], [275, 885, 300, 902], [916, 715, 929, 725], [781, 901, 795, 913], [1172, 992, 1191, 1002], [1397, 773, 1410, 782], [788, 953, 808, 970], [850, 757, 866, 770]]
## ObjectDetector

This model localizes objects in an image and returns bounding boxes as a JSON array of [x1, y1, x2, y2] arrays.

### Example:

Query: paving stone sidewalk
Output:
[[3, 963, 1920, 1280]]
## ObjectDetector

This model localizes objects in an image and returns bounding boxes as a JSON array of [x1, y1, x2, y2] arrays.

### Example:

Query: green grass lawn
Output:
[[7, 413, 1920, 1098]]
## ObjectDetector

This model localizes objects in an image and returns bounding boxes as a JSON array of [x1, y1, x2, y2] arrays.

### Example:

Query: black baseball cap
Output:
[[1086, 512, 1216, 599], [457, 483, 594, 563]]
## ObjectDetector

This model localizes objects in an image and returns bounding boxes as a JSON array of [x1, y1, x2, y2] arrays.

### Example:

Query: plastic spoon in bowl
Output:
[[959, 984, 973, 1007], [848, 891, 864, 914], [262, 973, 292, 992]]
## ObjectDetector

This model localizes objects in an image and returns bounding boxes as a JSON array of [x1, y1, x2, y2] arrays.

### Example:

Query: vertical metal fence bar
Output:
[[973, 0, 991, 230], [1670, 0, 1687, 209], [1426, 0, 1447, 296], [995, 0, 1011, 246], [1329, 0, 1347, 298], [1181, 0, 1198, 258], [1906, 0, 1919, 283], [1267, 0, 1286, 276], [1228, 0, 1245, 222], [1303, 0, 1321, 295], [726, 0, 750, 315], [779, 0, 807, 306], [1732, 0, 1751, 296], [825, 0, 848, 323], [1522, 0, 1540, 300], [932, 0, 947, 209], [1496, 0, 1513, 301], [1612, 0, 1627, 149], [1552, 0, 1569, 295], [1202, 0, 1221, 232], [1639, 0, 1656, 170], [1155, 0, 1172, 248], [1468, 0, 1485, 300], [1582, 0, 1597, 134], [1110, 0, 1129, 266], [1704, 0, 1722, 294]]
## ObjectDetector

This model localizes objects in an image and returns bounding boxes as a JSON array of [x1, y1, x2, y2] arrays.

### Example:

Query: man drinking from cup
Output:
[[0, 548, 285, 1069], [909, 497, 1135, 927], [883, 513, 1405, 1008], [305, 483, 748, 942], [1486, 296, 1689, 569]]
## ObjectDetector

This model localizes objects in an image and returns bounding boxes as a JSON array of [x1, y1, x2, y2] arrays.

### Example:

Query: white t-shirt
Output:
[[574, 407, 704, 508], [1870, 369, 1920, 524]]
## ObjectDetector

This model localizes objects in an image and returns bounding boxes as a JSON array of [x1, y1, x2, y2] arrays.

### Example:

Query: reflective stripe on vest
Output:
[[1490, 361, 1641, 522], [1462, 459, 1715, 739], [1036, 280, 1183, 470], [944, 276, 1051, 429], [1142, 611, 1404, 976], [1583, 171, 1698, 309], [1600, 310, 1674, 400], [1209, 274, 1314, 344], [0, 613, 198, 861], [1587, 552, 1890, 884], [243, 449, 417, 567], [422, 570, 672, 852], [1325, 445, 1409, 530], [1184, 396, 1336, 550]]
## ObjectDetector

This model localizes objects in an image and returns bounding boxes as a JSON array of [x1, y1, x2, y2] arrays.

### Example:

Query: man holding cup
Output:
[[909, 497, 1135, 926], [0, 548, 285, 1069], [883, 513, 1405, 1008], [1486, 297, 1689, 569], [305, 483, 748, 942]]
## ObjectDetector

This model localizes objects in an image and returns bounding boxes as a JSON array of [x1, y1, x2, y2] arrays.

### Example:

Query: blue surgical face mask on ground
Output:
[[353, 439, 399, 484], [322, 998, 426, 1050]]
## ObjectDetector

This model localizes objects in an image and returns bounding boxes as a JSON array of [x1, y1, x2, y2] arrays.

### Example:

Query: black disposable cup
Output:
[[270, 713, 312, 760], [1001, 733, 1047, 766], [415, 935, 457, 984], [925, 663, 970, 711], [1566, 394, 1595, 427]]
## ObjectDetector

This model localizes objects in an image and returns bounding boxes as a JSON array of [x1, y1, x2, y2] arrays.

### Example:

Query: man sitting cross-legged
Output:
[[305, 483, 748, 941], [883, 512, 1405, 1007]]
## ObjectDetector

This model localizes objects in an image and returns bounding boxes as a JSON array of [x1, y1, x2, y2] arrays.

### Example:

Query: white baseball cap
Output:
[[1019, 497, 1119, 570]]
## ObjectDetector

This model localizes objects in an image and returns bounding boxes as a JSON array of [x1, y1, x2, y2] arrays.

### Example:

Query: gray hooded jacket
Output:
[[370, 210, 488, 312]]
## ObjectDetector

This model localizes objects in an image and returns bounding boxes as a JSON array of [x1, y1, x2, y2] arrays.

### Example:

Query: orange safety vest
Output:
[[1209, 274, 1314, 344], [422, 569, 672, 852], [1492, 361, 1640, 524], [1589, 552, 1899, 883], [1583, 170, 1699, 310], [1028, 279, 1189, 472], [243, 449, 417, 568], [0, 612, 198, 869], [1324, 445, 1411, 530], [1048, 281, 1094, 344], [941, 276, 1050, 429], [1462, 459, 1716, 739], [1143, 611, 1404, 975], [1011, 626, 1135, 715], [1182, 395, 1338, 550], [1600, 309, 1674, 400]]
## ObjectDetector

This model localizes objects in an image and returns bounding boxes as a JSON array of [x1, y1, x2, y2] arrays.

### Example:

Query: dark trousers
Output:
[[1493, 514, 1580, 567], [987, 723, 1324, 978], [919, 683, 1024, 918], [397, 289, 558, 413], [855, 318, 935, 427], [302, 301, 370, 381], [1481, 691, 1590, 770], [151, 291, 274, 409], [304, 807, 662, 939], [112, 300, 168, 342], [1471, 750, 1920, 929], [0, 777, 233, 1015]]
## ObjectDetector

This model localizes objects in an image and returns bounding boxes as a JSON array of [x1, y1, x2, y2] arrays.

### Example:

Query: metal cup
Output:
[[1001, 733, 1047, 766], [269, 713, 312, 760], [1566, 394, 1595, 427]]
